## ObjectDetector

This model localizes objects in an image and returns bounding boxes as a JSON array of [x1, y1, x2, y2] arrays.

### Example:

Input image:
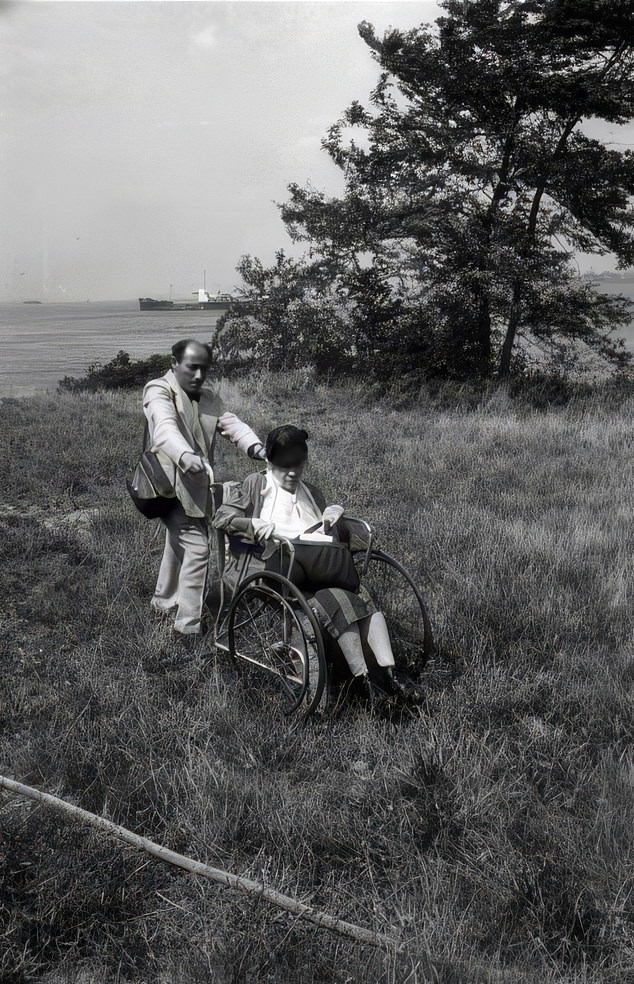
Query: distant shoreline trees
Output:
[[215, 0, 634, 381]]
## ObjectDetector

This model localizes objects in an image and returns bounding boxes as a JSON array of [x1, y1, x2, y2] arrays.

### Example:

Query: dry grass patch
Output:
[[1, 377, 632, 982]]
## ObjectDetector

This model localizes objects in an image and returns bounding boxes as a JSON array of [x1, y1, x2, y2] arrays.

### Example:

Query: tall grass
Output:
[[0, 374, 632, 982]]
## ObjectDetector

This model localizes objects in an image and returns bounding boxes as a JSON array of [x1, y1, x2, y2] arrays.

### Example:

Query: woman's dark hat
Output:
[[266, 425, 309, 466]]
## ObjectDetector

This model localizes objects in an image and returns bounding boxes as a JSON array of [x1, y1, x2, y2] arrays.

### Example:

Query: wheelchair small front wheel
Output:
[[228, 573, 327, 720]]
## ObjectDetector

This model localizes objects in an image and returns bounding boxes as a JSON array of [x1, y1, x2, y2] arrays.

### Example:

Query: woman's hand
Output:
[[251, 518, 276, 542], [322, 504, 344, 532]]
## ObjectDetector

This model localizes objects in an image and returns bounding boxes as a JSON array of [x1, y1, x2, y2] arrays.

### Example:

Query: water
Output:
[[1, 284, 633, 398], [0, 301, 226, 397]]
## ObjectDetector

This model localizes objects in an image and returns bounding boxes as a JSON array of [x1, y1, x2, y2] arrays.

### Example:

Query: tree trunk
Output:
[[498, 111, 583, 378], [498, 276, 522, 378], [475, 280, 492, 374]]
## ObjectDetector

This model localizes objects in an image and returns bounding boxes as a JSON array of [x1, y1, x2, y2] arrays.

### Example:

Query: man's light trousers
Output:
[[152, 503, 209, 635]]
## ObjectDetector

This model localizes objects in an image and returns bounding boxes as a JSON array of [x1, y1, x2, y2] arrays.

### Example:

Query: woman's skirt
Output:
[[308, 585, 376, 640], [265, 540, 375, 639]]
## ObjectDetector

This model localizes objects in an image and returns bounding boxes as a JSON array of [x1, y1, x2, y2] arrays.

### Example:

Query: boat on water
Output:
[[139, 289, 234, 312]]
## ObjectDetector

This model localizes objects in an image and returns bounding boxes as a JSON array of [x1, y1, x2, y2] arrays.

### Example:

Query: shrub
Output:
[[58, 351, 171, 393]]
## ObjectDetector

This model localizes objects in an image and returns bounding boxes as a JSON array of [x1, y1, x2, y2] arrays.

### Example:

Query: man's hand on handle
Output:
[[180, 451, 207, 475]]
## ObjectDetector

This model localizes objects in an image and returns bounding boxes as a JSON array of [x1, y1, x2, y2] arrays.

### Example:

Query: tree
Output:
[[212, 251, 351, 375], [279, 0, 634, 379]]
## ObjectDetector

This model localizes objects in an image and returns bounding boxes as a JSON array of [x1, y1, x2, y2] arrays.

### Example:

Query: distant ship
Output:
[[139, 289, 234, 312]]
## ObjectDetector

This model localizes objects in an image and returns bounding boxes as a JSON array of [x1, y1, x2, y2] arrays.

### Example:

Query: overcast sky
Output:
[[2, 1, 632, 304], [1, 0, 440, 302]]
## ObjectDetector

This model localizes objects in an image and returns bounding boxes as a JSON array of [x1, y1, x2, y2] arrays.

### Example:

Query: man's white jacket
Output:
[[143, 370, 262, 518]]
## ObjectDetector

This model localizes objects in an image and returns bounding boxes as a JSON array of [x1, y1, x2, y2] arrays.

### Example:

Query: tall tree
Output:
[[212, 251, 351, 375], [280, 0, 634, 379]]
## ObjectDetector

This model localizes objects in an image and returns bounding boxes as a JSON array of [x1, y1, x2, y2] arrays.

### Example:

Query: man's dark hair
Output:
[[171, 339, 213, 363]]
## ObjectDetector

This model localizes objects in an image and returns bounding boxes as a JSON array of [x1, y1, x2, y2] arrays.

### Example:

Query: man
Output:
[[143, 338, 265, 642]]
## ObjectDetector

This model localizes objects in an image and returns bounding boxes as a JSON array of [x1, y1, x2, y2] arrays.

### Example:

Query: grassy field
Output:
[[0, 371, 633, 983]]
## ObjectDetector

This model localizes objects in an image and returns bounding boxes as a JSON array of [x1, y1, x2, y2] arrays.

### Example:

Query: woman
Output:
[[213, 424, 405, 699]]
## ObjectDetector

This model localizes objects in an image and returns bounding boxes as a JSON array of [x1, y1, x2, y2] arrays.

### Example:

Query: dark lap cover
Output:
[[266, 542, 360, 593]]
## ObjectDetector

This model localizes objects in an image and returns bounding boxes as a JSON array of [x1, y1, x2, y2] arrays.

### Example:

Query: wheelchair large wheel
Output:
[[228, 571, 327, 720], [353, 549, 434, 675]]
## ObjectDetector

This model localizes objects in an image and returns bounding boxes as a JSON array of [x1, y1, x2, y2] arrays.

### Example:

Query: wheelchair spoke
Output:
[[228, 575, 327, 719], [229, 584, 308, 713], [354, 550, 434, 671]]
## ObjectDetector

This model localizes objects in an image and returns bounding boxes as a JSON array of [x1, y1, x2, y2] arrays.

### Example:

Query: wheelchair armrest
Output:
[[338, 516, 373, 554], [227, 532, 297, 581], [226, 533, 260, 557], [267, 535, 296, 571]]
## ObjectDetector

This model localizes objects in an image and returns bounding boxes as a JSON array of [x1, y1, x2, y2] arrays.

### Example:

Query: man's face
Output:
[[172, 343, 211, 397]]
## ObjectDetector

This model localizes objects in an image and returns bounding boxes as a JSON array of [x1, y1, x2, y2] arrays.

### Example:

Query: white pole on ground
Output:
[[0, 774, 400, 951]]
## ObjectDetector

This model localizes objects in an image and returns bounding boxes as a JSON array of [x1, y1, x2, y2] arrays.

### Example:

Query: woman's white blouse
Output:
[[259, 472, 322, 539]]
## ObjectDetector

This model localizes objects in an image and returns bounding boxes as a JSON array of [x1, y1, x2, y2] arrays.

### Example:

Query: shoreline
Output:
[[0, 300, 224, 397]]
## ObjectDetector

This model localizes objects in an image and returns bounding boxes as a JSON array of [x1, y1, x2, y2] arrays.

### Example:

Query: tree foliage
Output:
[[57, 350, 172, 393], [212, 251, 352, 375], [217, 0, 634, 380]]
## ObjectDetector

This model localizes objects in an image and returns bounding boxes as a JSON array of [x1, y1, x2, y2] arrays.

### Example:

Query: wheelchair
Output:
[[208, 485, 434, 722]]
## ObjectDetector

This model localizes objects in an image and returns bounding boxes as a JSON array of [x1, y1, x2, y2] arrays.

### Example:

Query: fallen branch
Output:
[[0, 774, 397, 950]]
